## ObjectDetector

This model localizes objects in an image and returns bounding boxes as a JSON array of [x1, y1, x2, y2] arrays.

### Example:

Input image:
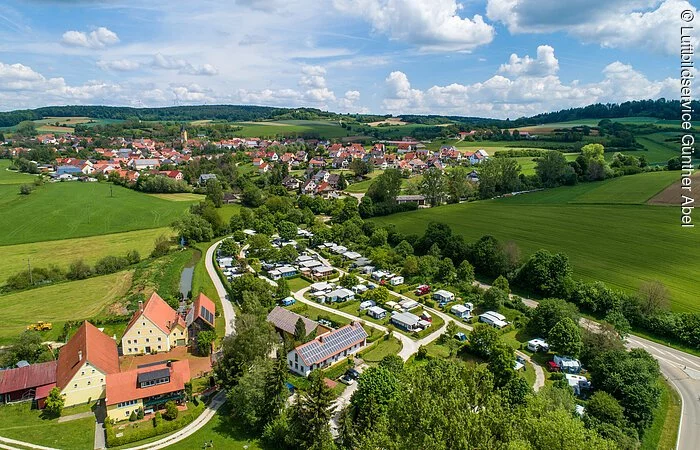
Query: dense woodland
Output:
[[0, 99, 696, 129]]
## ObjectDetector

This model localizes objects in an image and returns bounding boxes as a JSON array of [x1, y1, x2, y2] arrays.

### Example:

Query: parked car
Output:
[[280, 297, 296, 306], [454, 332, 467, 342], [339, 374, 355, 385], [546, 361, 560, 372], [346, 368, 361, 380]]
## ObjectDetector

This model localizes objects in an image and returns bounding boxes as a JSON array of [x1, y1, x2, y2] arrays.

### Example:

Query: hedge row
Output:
[[105, 402, 205, 447]]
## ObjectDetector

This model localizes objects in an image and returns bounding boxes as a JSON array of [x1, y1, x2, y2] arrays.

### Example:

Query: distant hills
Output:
[[0, 99, 694, 129]]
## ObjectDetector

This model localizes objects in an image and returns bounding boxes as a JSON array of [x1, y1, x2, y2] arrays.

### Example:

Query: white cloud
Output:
[[333, 0, 494, 51], [487, 0, 698, 55], [383, 70, 423, 110], [338, 90, 368, 112], [172, 83, 213, 102], [61, 27, 120, 49], [499, 45, 558, 77], [97, 59, 141, 72], [152, 53, 218, 76], [298, 65, 336, 103], [381, 47, 677, 118]]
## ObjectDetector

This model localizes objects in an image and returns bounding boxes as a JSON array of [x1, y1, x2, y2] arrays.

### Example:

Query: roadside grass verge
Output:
[[641, 378, 682, 450]]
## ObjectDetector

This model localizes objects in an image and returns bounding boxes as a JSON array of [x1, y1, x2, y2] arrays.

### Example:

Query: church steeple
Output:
[[180, 123, 188, 143]]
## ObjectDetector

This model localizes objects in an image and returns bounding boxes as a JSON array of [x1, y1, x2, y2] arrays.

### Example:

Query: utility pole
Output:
[[27, 257, 33, 285]]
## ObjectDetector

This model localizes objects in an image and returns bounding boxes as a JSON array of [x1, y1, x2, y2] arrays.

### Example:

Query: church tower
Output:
[[180, 124, 188, 143]]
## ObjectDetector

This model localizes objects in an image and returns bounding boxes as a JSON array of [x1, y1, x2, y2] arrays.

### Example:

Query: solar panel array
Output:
[[297, 325, 368, 365], [200, 305, 215, 325]]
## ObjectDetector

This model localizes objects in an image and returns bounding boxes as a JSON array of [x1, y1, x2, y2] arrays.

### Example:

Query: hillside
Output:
[[371, 172, 699, 313]]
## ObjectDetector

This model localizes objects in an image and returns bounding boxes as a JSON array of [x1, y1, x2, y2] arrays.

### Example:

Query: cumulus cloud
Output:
[[382, 48, 677, 118], [97, 59, 141, 72], [61, 27, 120, 49], [487, 0, 698, 55], [0, 60, 123, 108], [499, 45, 559, 77], [152, 54, 218, 76], [333, 0, 494, 51], [298, 65, 336, 103]]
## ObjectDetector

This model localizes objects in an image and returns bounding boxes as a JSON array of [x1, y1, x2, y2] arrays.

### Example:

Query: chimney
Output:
[[78, 350, 83, 362], [139, 300, 144, 312]]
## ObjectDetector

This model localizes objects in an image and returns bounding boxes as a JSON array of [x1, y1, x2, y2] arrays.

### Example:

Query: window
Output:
[[145, 338, 149, 343], [294, 353, 298, 362], [158, 345, 161, 349], [127, 340, 131, 344], [149, 329, 152, 333], [117, 399, 138, 408], [74, 384, 78, 388], [81, 371, 84, 376], [92, 369, 95, 373], [87, 381, 91, 385], [142, 322, 145, 326], [137, 331, 141, 335], [158, 337, 161, 341]]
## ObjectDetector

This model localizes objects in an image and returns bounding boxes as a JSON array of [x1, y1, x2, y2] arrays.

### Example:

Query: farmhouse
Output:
[[287, 323, 368, 377], [121, 293, 187, 356], [396, 194, 426, 206], [267, 306, 320, 338], [105, 360, 190, 422], [56, 321, 120, 407], [185, 293, 216, 352], [0, 361, 57, 406]]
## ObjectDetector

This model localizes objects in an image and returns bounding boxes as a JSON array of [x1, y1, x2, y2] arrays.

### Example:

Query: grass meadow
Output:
[[0, 181, 197, 245], [0, 159, 38, 184], [371, 172, 698, 312], [0, 270, 133, 344], [0, 227, 173, 276], [230, 119, 349, 138]]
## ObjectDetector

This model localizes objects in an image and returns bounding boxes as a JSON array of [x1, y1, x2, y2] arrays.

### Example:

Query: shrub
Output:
[[66, 259, 92, 280], [129, 411, 137, 422], [136, 407, 144, 420], [106, 404, 204, 447], [163, 401, 179, 420], [151, 235, 171, 258], [94, 255, 130, 275], [19, 184, 34, 195]]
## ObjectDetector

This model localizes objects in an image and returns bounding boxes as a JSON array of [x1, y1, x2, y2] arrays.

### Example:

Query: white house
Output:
[[310, 281, 334, 292], [287, 323, 368, 377], [352, 284, 369, 295], [268, 265, 297, 280], [450, 304, 472, 320], [399, 299, 419, 311], [390, 311, 421, 331]]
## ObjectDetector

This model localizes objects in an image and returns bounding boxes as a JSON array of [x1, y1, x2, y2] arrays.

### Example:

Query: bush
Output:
[[66, 259, 92, 280], [19, 184, 34, 195], [137, 407, 144, 420], [94, 255, 130, 275], [163, 401, 179, 420], [129, 411, 137, 422], [151, 235, 171, 258]]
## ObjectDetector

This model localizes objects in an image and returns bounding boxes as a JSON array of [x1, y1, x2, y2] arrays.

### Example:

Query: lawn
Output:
[[192, 241, 226, 337], [287, 276, 311, 292], [360, 336, 402, 363], [0, 270, 133, 344], [641, 378, 681, 450], [0, 181, 197, 245], [0, 401, 95, 449], [371, 173, 700, 312], [0, 227, 173, 277], [217, 203, 241, 223], [162, 403, 261, 450], [147, 192, 206, 202], [0, 159, 38, 184]]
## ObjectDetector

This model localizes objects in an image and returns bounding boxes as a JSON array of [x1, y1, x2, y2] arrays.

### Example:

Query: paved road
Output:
[[205, 239, 236, 336]]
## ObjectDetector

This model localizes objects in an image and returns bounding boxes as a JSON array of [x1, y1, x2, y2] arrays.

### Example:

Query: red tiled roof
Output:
[[105, 360, 190, 406], [125, 293, 185, 336], [34, 383, 56, 400], [193, 293, 215, 327], [0, 361, 57, 395], [57, 322, 119, 390]]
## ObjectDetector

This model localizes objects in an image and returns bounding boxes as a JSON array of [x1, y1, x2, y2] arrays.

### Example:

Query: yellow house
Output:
[[121, 293, 187, 356], [56, 321, 120, 407]]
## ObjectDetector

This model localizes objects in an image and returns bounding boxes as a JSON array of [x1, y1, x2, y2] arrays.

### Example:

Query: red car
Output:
[[415, 285, 431, 296], [546, 361, 560, 372]]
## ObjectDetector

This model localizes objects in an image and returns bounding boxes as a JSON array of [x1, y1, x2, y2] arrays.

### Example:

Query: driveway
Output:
[[205, 240, 236, 336]]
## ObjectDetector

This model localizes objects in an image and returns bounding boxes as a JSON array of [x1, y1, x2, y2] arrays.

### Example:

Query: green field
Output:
[[0, 270, 132, 344], [0, 182, 197, 245], [230, 119, 350, 138], [0, 227, 172, 277], [636, 132, 690, 165], [0, 402, 95, 449], [371, 172, 699, 312], [0, 159, 38, 185]]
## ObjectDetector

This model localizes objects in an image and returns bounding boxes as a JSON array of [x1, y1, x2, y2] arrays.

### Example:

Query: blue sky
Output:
[[0, 0, 695, 118]]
